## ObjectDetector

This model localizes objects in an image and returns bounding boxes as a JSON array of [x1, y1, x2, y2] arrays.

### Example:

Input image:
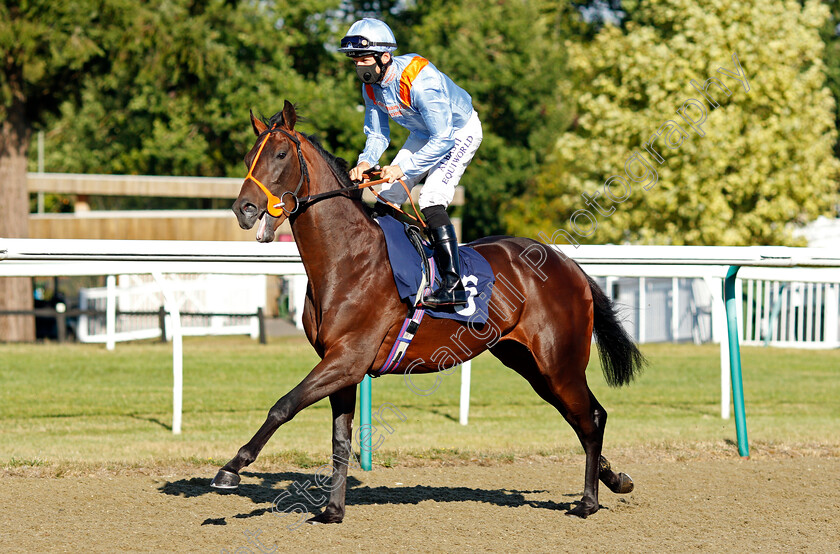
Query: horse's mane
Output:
[[262, 110, 362, 201]]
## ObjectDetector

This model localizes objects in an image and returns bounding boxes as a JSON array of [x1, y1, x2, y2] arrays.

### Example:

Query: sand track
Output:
[[2, 456, 839, 552]]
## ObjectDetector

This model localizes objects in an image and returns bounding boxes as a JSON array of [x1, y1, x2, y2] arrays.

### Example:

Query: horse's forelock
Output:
[[264, 111, 284, 130], [262, 104, 307, 131]]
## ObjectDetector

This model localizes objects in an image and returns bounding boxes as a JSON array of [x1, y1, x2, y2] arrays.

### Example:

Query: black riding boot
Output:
[[423, 224, 468, 308]]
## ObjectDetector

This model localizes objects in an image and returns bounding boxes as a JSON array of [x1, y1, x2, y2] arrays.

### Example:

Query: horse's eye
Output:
[[276, 151, 287, 159]]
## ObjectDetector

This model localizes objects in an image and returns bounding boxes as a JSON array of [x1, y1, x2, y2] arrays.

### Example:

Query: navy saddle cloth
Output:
[[375, 215, 495, 324]]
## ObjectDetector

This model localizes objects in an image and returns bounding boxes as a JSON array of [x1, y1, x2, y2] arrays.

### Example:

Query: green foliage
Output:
[[392, 0, 575, 239], [0, 0, 110, 119], [508, 0, 840, 245], [37, 0, 363, 183], [15, 1, 840, 242], [819, 0, 840, 158]]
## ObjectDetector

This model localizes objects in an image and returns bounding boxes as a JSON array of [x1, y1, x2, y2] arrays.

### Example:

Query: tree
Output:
[[391, 0, 576, 240], [6, 1, 365, 340], [817, 0, 840, 161], [0, 1, 122, 341], [39, 0, 362, 184], [507, 0, 840, 246]]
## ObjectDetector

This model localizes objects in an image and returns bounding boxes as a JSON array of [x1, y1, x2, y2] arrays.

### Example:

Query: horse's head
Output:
[[233, 100, 309, 243]]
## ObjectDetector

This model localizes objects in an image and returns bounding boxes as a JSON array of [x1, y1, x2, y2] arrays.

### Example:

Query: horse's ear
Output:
[[282, 100, 296, 130], [250, 110, 267, 136]]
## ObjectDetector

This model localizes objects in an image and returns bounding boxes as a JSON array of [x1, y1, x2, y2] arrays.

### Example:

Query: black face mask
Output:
[[354, 54, 391, 85], [356, 62, 380, 84]]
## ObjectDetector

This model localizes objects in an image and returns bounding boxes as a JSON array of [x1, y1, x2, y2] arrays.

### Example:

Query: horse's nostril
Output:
[[241, 202, 258, 218]]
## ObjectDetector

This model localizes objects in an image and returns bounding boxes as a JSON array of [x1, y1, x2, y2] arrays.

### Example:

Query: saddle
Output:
[[372, 212, 496, 375]]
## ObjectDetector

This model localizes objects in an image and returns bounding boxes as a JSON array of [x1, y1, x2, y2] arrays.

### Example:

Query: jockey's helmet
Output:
[[339, 18, 397, 58]]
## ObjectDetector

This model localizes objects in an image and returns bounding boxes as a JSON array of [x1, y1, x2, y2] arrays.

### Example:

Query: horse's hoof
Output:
[[616, 472, 634, 494], [307, 511, 344, 525], [566, 500, 599, 519], [210, 469, 241, 490]]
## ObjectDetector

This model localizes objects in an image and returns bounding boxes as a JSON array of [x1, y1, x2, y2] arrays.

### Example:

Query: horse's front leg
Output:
[[210, 354, 364, 489], [307, 384, 357, 524]]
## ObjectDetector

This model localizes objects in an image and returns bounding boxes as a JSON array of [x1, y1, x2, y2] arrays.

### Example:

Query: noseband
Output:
[[245, 125, 310, 217]]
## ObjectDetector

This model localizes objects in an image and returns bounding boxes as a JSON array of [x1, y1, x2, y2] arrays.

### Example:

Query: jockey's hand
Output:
[[380, 164, 404, 183], [349, 161, 372, 183]]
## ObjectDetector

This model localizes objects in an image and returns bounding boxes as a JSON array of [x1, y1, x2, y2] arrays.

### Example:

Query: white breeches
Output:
[[378, 110, 482, 210]]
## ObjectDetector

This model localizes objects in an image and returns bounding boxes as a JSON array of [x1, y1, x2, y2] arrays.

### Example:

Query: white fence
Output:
[[77, 274, 267, 343], [2, 240, 839, 436], [588, 271, 840, 349], [592, 276, 713, 344], [739, 273, 840, 348], [0, 238, 305, 434], [65, 270, 840, 350]]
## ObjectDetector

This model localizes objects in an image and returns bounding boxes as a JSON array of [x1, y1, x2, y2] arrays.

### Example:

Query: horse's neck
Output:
[[290, 155, 384, 292]]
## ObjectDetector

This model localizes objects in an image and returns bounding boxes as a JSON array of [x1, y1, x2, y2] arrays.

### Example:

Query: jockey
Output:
[[340, 18, 483, 309]]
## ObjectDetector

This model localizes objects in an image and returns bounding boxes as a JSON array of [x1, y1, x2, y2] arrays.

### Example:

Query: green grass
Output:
[[1, 336, 838, 469]]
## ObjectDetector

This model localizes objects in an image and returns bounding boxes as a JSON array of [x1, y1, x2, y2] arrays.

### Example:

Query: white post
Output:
[[718, 277, 730, 420], [606, 277, 617, 301], [459, 360, 472, 426], [638, 277, 646, 343], [250, 314, 260, 339], [815, 284, 824, 345], [745, 280, 754, 342], [825, 284, 840, 346], [106, 275, 116, 351], [736, 277, 744, 341], [671, 277, 679, 341], [153, 272, 183, 435], [805, 283, 814, 343], [704, 275, 730, 419]]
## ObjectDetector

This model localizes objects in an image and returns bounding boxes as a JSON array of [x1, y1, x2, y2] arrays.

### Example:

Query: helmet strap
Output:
[[355, 52, 391, 85], [373, 53, 392, 83]]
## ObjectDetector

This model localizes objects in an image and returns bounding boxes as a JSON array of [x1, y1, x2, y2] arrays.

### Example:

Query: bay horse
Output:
[[213, 101, 645, 520]]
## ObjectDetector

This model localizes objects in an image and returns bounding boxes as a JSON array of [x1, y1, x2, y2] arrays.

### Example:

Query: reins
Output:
[[247, 126, 425, 228], [297, 172, 426, 228]]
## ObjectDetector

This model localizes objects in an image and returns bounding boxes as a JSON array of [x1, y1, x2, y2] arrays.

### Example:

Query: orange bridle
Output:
[[245, 125, 310, 217]]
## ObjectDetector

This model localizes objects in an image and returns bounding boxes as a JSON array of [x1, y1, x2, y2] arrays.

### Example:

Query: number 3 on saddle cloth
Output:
[[373, 215, 495, 375]]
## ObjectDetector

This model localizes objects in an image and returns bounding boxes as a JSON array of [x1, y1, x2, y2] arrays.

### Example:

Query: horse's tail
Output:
[[586, 274, 646, 387]]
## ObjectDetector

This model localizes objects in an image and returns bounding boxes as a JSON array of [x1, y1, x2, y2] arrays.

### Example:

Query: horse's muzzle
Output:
[[233, 199, 259, 230]]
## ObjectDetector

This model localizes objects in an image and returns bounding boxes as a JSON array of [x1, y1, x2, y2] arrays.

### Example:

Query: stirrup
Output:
[[422, 287, 468, 309]]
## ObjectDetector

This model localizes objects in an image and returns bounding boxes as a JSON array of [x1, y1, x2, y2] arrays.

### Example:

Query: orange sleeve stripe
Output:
[[399, 56, 429, 108]]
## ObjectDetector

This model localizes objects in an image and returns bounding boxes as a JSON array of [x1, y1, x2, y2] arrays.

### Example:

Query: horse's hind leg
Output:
[[591, 391, 634, 495], [557, 385, 636, 516], [490, 341, 598, 516], [562, 384, 606, 518], [491, 340, 629, 518], [307, 384, 357, 525]]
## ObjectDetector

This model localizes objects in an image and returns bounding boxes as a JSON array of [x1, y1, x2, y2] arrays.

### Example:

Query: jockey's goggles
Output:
[[340, 35, 396, 53]]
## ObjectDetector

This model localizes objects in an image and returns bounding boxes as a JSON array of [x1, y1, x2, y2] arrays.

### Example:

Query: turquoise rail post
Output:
[[724, 265, 750, 458], [360, 374, 372, 470]]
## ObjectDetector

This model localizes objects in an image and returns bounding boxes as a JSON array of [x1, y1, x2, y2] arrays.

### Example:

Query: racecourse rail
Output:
[[1, 239, 838, 462]]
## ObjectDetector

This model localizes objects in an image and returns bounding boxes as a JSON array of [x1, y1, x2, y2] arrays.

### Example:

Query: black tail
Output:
[[586, 274, 646, 387]]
